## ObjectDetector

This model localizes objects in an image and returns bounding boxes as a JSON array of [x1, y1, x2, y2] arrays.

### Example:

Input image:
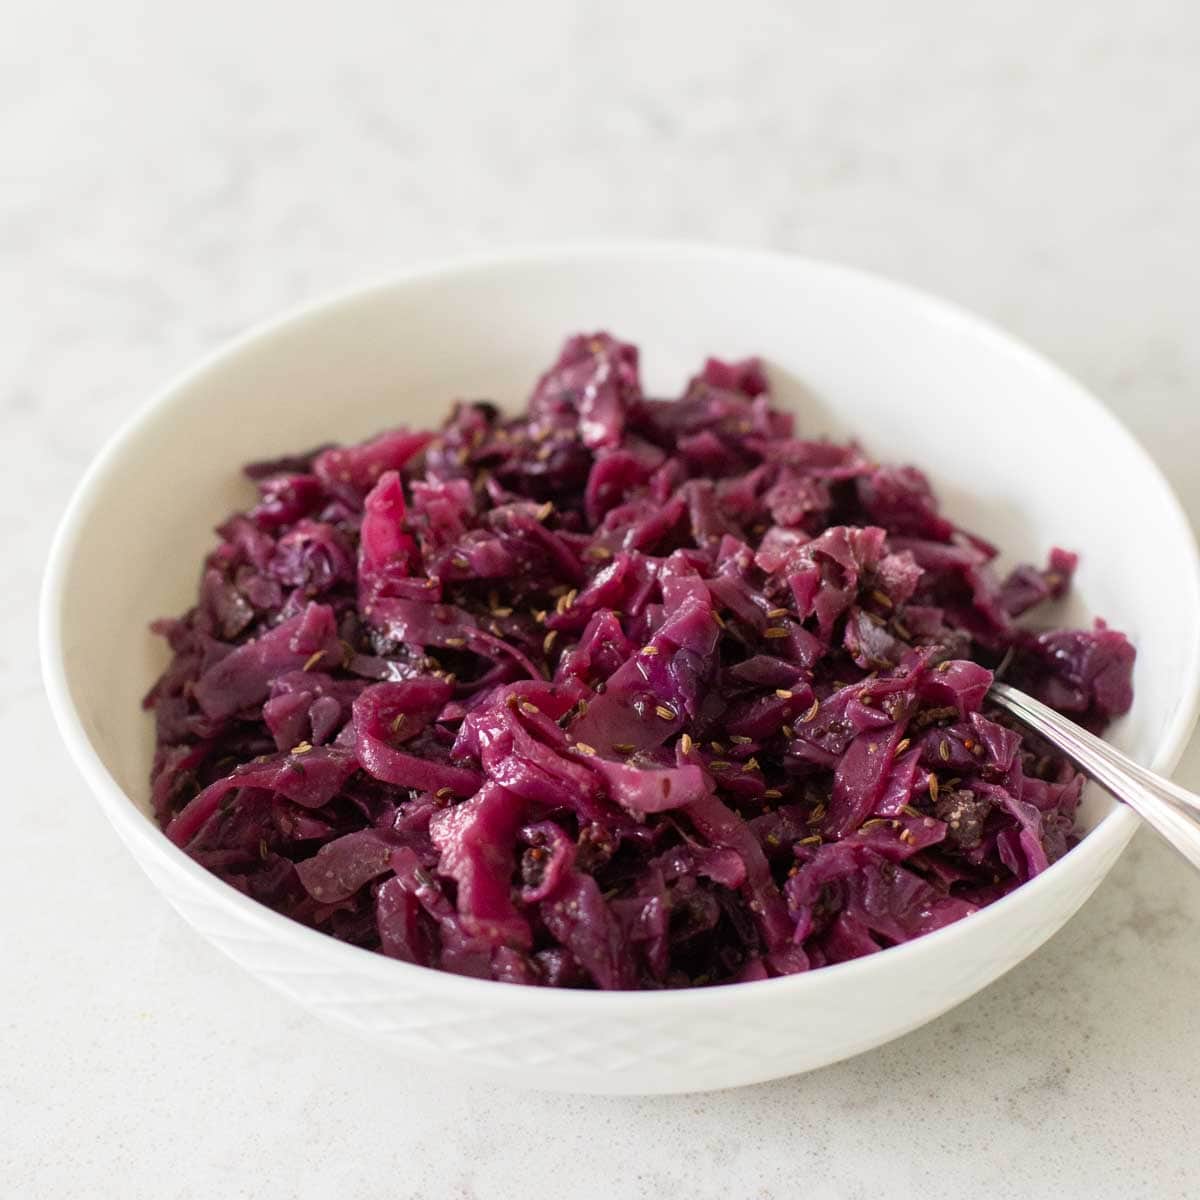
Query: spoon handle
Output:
[[989, 681, 1200, 871]]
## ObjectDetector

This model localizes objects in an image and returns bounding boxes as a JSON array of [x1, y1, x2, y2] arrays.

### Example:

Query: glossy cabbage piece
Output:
[[145, 333, 1134, 989]]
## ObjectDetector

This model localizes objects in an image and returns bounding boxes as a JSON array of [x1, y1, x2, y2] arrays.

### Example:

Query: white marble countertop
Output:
[[5, 3, 1200, 1196]]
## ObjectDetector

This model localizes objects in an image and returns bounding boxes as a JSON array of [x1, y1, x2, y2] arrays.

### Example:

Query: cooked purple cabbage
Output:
[[145, 333, 1134, 989]]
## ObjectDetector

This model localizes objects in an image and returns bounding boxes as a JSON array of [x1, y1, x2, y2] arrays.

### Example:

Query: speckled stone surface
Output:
[[5, 3, 1200, 1196]]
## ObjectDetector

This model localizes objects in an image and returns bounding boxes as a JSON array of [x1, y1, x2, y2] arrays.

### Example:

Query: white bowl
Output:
[[41, 245, 1200, 1094]]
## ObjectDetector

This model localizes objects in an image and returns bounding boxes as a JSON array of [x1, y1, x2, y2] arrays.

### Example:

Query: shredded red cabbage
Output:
[[146, 333, 1134, 988]]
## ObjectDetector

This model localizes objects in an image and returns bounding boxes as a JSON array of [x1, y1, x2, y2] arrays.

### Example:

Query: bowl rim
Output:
[[39, 240, 1200, 1010]]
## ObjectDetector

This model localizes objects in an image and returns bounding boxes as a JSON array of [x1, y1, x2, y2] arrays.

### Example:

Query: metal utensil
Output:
[[990, 681, 1200, 870]]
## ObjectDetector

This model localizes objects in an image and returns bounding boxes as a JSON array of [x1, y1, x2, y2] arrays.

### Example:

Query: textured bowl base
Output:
[[143, 813, 1128, 1094]]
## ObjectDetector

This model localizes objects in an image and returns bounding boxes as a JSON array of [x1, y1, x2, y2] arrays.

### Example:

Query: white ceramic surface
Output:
[[40, 246, 1200, 1094]]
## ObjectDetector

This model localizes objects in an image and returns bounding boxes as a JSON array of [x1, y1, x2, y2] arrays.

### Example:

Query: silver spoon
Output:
[[989, 681, 1200, 870]]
